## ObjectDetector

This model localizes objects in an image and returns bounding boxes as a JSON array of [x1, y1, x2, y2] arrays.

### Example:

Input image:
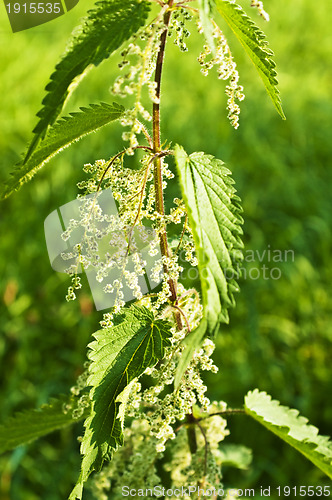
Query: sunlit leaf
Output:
[[215, 0, 285, 119], [174, 145, 243, 386], [26, 0, 150, 160], [1, 102, 124, 199], [245, 389, 332, 479], [70, 305, 172, 499]]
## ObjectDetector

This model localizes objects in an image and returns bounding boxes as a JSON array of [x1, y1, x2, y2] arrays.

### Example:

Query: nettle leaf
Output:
[[175, 146, 243, 334], [1, 102, 124, 200], [174, 318, 208, 389], [26, 0, 150, 160], [70, 305, 172, 500], [215, 0, 285, 119], [174, 146, 243, 386], [0, 396, 88, 454], [245, 389, 332, 479], [219, 444, 252, 470]]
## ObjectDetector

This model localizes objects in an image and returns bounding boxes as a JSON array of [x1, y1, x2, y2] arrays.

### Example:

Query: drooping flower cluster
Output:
[[111, 12, 167, 153], [60, 152, 201, 325], [164, 401, 229, 494], [168, 7, 192, 52], [62, 361, 91, 420], [197, 24, 245, 128], [61, 156, 155, 313], [250, 0, 270, 22]]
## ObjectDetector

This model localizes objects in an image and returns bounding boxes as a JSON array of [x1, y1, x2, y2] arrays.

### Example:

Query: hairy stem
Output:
[[153, 1, 179, 308], [197, 409, 246, 421], [152, 0, 197, 456], [185, 413, 198, 455]]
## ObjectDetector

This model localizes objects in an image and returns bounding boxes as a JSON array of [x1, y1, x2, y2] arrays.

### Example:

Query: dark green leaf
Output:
[[0, 396, 88, 454], [70, 305, 172, 500], [1, 102, 124, 200], [215, 0, 285, 119], [26, 0, 150, 160], [245, 389, 332, 479], [219, 444, 252, 470]]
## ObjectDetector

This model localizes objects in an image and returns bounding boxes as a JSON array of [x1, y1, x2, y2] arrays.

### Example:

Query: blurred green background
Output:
[[0, 0, 331, 498]]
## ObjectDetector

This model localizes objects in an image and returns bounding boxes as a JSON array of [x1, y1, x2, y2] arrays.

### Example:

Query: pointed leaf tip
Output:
[[215, 0, 285, 119], [1, 102, 124, 200]]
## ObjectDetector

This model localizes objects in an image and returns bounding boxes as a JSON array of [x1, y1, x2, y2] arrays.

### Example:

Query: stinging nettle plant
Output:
[[1, 0, 332, 498]]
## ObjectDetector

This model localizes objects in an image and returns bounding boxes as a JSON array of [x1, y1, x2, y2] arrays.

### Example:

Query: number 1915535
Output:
[[276, 486, 330, 497], [6, 3, 61, 14]]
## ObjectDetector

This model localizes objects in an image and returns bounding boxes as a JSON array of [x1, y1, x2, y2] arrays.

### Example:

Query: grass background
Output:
[[0, 0, 331, 498]]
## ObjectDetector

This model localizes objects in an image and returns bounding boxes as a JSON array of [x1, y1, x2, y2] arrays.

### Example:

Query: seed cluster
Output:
[[60, 153, 201, 324], [164, 401, 229, 493], [111, 14, 166, 153], [250, 0, 270, 22], [197, 25, 245, 129], [168, 8, 192, 52]]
